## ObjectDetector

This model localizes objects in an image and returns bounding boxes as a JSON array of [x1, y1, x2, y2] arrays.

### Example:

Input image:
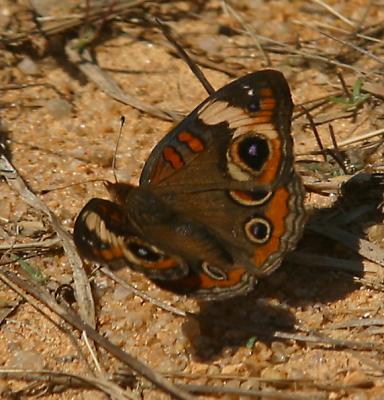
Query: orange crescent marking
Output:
[[161, 267, 248, 292], [178, 131, 205, 152], [257, 138, 281, 184], [162, 146, 184, 170], [253, 187, 289, 267], [232, 191, 254, 202], [199, 267, 247, 289]]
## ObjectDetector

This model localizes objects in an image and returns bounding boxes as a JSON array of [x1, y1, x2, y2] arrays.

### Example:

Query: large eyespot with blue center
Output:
[[227, 133, 270, 179], [244, 217, 272, 244]]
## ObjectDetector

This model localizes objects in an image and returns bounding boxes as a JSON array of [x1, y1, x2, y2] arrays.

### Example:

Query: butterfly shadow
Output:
[[185, 172, 383, 361]]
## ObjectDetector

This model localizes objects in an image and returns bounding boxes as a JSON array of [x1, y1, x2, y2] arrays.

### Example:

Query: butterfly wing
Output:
[[138, 70, 305, 298], [74, 185, 240, 284], [73, 197, 189, 280], [140, 70, 294, 189]]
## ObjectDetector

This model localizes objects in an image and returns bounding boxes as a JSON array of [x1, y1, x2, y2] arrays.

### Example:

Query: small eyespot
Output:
[[201, 262, 228, 281], [245, 217, 272, 244], [127, 242, 161, 262], [248, 102, 260, 112]]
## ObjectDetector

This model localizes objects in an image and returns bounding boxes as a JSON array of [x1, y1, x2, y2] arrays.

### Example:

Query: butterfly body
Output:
[[74, 70, 306, 300]]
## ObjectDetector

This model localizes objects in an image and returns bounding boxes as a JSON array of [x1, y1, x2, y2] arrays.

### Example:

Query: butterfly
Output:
[[73, 69, 306, 300]]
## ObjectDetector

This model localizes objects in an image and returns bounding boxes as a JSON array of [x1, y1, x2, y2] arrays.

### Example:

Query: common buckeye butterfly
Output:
[[73, 70, 306, 300]]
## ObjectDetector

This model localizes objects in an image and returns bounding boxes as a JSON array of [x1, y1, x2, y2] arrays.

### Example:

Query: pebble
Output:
[[45, 98, 72, 119], [270, 341, 289, 363], [17, 56, 40, 76], [260, 366, 286, 380], [7, 350, 45, 369], [18, 220, 45, 237], [343, 371, 373, 388]]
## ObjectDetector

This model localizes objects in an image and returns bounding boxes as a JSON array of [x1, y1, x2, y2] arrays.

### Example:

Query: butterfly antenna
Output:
[[39, 178, 106, 194], [155, 18, 215, 96], [112, 116, 125, 183]]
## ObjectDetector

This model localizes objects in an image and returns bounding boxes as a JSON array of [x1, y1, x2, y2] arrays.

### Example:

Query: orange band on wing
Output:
[[260, 98, 277, 111], [253, 186, 289, 266], [163, 146, 184, 170], [143, 257, 179, 270], [96, 246, 124, 261], [258, 138, 281, 183], [178, 131, 205, 152]]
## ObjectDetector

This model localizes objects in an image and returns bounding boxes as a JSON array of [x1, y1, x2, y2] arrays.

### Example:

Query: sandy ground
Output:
[[1, 0, 384, 399]]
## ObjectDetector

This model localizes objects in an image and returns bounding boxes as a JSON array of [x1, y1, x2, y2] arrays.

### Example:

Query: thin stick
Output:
[[3, 269, 195, 400], [336, 70, 351, 98], [337, 127, 384, 148], [39, 178, 106, 195], [300, 106, 327, 161], [0, 369, 135, 399], [155, 18, 215, 96], [101, 267, 188, 318], [311, 0, 355, 28], [0, 151, 96, 329], [328, 124, 349, 174], [221, 0, 271, 66], [298, 20, 384, 66]]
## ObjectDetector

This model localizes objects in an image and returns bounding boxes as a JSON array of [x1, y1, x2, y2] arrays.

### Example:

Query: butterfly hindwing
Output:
[[73, 197, 188, 280]]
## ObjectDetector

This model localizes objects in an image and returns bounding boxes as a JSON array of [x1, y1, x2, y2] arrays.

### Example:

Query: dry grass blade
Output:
[[326, 317, 384, 330], [0, 369, 135, 399], [300, 175, 349, 194], [361, 81, 384, 100], [178, 382, 326, 400], [241, 33, 369, 74], [0, 268, 93, 371], [2, 0, 147, 44], [317, 27, 384, 66], [289, 251, 364, 274], [309, 224, 384, 267], [337, 127, 384, 147], [0, 237, 61, 251], [311, 0, 355, 27], [0, 299, 21, 326], [296, 20, 384, 66], [0, 152, 96, 329], [155, 18, 215, 96], [101, 267, 188, 317], [2, 270, 195, 400], [273, 330, 384, 352], [65, 43, 182, 122], [221, 0, 271, 66]]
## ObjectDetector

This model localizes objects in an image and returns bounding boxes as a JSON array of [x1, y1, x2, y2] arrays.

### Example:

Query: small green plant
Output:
[[330, 78, 370, 109], [12, 254, 47, 285]]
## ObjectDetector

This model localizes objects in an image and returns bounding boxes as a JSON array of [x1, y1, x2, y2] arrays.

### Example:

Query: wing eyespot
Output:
[[245, 217, 272, 244], [201, 262, 228, 281]]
